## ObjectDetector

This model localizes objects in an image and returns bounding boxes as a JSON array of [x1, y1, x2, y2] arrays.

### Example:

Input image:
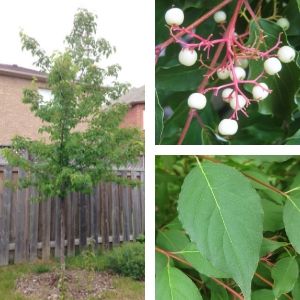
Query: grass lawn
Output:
[[0, 260, 144, 300]]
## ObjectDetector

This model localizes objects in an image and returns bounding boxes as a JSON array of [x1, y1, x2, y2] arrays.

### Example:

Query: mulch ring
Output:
[[16, 269, 114, 300]]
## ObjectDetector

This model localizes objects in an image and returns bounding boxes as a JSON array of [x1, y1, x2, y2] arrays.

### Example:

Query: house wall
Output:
[[0, 75, 144, 145], [0, 75, 47, 145], [121, 103, 145, 130]]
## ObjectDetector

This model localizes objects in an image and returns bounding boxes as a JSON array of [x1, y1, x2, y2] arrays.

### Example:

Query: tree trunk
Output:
[[60, 196, 66, 271]]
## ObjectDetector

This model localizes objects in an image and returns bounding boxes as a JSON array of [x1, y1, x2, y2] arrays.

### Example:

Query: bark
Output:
[[60, 196, 66, 271]]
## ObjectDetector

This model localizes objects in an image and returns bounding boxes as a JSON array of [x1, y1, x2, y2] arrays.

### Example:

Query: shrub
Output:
[[106, 242, 145, 280], [32, 264, 51, 274]]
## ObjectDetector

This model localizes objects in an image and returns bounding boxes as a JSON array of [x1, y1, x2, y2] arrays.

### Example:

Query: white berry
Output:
[[218, 119, 238, 135], [230, 66, 246, 80], [213, 11, 226, 23], [235, 58, 249, 69], [165, 7, 184, 26], [276, 18, 290, 31], [252, 83, 269, 100], [178, 48, 197, 66], [187, 93, 207, 110], [217, 68, 230, 80], [221, 88, 234, 102], [229, 94, 246, 110], [277, 46, 296, 63], [264, 57, 282, 75]]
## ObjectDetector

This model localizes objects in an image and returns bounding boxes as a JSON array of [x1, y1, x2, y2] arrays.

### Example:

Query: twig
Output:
[[155, 246, 244, 300], [155, 0, 233, 62]]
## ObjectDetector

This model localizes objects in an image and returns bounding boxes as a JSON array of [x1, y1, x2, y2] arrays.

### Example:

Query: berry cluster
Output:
[[159, 4, 296, 137]]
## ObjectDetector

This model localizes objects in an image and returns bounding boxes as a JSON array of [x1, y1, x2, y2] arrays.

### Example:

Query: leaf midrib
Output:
[[167, 261, 174, 300], [196, 159, 233, 245]]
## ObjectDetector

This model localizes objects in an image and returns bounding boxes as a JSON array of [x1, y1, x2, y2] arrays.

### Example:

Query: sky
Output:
[[0, 0, 146, 87]]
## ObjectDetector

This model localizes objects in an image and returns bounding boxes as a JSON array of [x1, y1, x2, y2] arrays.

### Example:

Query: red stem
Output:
[[155, 246, 244, 300], [155, 0, 233, 63], [177, 109, 196, 145], [178, 0, 244, 144]]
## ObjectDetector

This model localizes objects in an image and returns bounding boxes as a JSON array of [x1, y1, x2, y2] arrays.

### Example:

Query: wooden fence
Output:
[[0, 157, 144, 266]]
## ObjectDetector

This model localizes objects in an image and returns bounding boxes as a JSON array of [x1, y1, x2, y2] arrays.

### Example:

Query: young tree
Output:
[[2, 9, 143, 272]]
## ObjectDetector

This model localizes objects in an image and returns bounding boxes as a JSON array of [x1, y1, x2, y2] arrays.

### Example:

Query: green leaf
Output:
[[247, 19, 300, 118], [296, 0, 300, 12], [285, 129, 300, 144], [178, 160, 264, 300], [251, 289, 275, 300], [271, 256, 299, 298], [292, 278, 300, 300], [156, 229, 190, 252], [261, 199, 284, 232], [243, 170, 271, 190], [156, 251, 170, 275], [176, 242, 229, 278], [260, 239, 289, 257], [155, 90, 164, 145], [156, 263, 203, 300], [156, 65, 204, 92], [283, 173, 300, 254], [205, 278, 229, 300]]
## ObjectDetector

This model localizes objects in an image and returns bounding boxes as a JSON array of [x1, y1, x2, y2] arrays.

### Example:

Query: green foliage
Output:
[[156, 156, 300, 300], [271, 256, 299, 298], [156, 0, 300, 145], [2, 9, 143, 200], [156, 261, 203, 300], [106, 243, 145, 281], [178, 160, 263, 299], [32, 264, 52, 274]]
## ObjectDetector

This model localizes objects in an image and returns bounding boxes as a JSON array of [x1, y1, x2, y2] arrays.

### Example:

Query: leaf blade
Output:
[[178, 160, 264, 300], [156, 263, 203, 300], [271, 256, 299, 298]]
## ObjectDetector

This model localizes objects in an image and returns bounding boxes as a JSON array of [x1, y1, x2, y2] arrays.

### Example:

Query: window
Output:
[[38, 88, 53, 104]]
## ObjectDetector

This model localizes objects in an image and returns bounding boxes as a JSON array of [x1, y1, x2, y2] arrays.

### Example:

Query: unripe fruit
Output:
[[235, 58, 249, 69], [213, 11, 226, 23], [218, 119, 238, 135], [178, 48, 198, 66], [276, 18, 290, 31], [252, 83, 269, 100], [165, 7, 184, 26], [230, 66, 246, 80], [221, 88, 234, 102], [187, 93, 207, 110], [277, 46, 296, 63], [217, 68, 230, 80], [264, 57, 282, 75], [229, 95, 246, 110]]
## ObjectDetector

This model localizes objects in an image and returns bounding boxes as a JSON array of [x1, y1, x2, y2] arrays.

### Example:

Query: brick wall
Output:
[[0, 75, 47, 145], [121, 103, 145, 129], [0, 75, 144, 145]]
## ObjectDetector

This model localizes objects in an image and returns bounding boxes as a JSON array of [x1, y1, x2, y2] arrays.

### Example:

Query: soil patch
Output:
[[16, 269, 114, 300]]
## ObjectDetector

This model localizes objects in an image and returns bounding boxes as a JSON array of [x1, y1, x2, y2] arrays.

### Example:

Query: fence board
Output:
[[0, 166, 12, 265], [67, 193, 75, 256], [54, 197, 61, 258], [141, 171, 145, 234], [101, 183, 109, 249], [0, 158, 144, 265], [41, 198, 51, 260], [14, 170, 26, 263], [79, 193, 87, 248], [29, 188, 39, 261], [112, 183, 120, 245], [122, 181, 130, 242], [132, 171, 142, 239]]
